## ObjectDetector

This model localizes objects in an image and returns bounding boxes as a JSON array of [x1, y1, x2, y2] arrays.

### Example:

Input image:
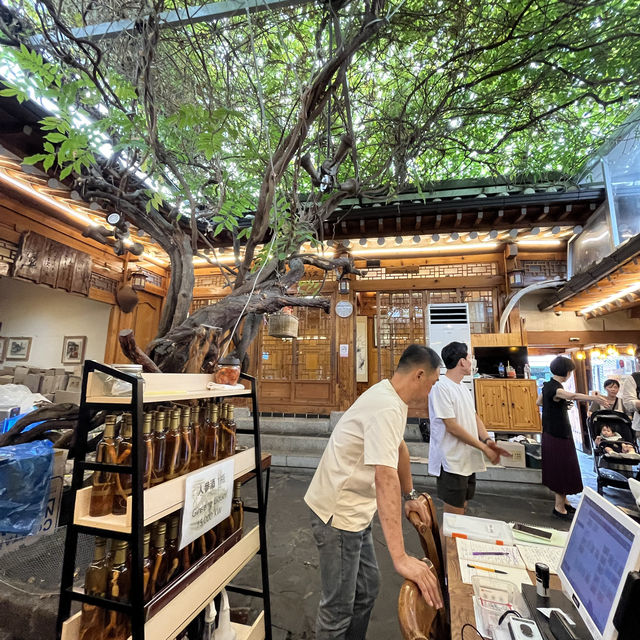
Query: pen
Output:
[[472, 552, 509, 556], [467, 563, 508, 574]]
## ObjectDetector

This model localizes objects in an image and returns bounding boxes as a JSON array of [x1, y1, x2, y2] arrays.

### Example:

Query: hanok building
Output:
[[1, 92, 640, 453]]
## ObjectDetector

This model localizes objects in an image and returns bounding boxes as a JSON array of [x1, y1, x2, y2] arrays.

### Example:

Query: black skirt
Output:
[[541, 432, 583, 496]]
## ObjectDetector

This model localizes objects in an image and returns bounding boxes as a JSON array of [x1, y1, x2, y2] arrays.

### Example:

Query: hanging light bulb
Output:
[[626, 345, 635, 356], [606, 344, 618, 357], [591, 348, 602, 359], [576, 350, 586, 361]]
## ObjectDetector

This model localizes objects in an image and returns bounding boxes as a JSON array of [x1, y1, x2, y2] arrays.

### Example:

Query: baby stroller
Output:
[[587, 410, 639, 495]]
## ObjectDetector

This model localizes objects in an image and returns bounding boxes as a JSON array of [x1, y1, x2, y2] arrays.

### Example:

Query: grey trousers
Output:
[[310, 510, 381, 640]]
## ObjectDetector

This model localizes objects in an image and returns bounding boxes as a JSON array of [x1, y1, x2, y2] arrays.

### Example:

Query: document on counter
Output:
[[516, 544, 564, 574], [510, 523, 568, 548], [457, 538, 531, 587], [444, 513, 515, 545]]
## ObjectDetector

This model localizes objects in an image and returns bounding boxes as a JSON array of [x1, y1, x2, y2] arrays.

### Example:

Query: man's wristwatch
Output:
[[403, 489, 420, 501]]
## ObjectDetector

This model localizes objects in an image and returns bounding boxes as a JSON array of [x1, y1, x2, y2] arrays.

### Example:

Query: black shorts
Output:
[[436, 469, 476, 508]]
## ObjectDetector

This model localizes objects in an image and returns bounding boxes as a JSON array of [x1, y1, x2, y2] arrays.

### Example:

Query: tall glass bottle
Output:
[[150, 521, 169, 596], [104, 540, 131, 640], [78, 537, 108, 640], [189, 405, 204, 471], [165, 515, 181, 583], [142, 531, 152, 602], [203, 402, 219, 465], [218, 403, 228, 460], [142, 412, 154, 490], [178, 406, 193, 476], [113, 414, 133, 515], [151, 410, 167, 486], [90, 416, 117, 517], [164, 409, 182, 481], [223, 404, 237, 458], [230, 480, 244, 534]]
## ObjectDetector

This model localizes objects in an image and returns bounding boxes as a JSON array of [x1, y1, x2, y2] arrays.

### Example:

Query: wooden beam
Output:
[[352, 275, 503, 292], [527, 330, 640, 346]]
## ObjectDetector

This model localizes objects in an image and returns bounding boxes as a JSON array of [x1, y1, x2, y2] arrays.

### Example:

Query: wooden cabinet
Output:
[[475, 379, 541, 432]]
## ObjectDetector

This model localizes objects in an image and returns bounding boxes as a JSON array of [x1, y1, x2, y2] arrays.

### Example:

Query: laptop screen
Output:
[[560, 494, 636, 633]]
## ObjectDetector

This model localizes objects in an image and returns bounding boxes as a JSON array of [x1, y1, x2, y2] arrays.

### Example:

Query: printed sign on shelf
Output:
[[339, 343, 349, 357], [179, 457, 234, 550]]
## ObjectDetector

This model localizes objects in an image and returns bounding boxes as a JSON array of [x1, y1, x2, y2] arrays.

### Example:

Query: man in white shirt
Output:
[[305, 344, 443, 640], [428, 341, 510, 514], [622, 348, 640, 440]]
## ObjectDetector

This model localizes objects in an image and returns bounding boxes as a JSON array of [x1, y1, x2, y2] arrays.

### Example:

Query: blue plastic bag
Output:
[[0, 440, 54, 535]]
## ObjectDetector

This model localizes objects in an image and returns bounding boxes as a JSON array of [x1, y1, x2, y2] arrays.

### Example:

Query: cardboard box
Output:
[[39, 376, 58, 395], [496, 441, 527, 468], [66, 375, 81, 392], [0, 448, 67, 556], [13, 366, 29, 384], [23, 373, 44, 393], [54, 390, 81, 405]]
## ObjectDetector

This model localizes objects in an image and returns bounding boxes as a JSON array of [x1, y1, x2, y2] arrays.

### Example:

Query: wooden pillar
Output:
[[335, 245, 357, 410]]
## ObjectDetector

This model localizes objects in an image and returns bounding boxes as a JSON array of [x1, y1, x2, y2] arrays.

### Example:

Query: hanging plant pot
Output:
[[268, 311, 299, 338]]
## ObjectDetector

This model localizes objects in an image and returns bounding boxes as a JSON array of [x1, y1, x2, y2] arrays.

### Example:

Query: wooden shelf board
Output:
[[232, 611, 266, 640], [144, 526, 261, 640], [74, 447, 260, 532], [86, 371, 251, 404]]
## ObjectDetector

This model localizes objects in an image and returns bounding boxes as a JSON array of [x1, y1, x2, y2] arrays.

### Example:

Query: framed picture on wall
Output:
[[0, 337, 6, 362], [62, 336, 87, 365], [6, 337, 32, 361]]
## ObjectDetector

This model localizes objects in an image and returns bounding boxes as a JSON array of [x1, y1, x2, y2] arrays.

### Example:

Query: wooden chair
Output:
[[397, 560, 444, 640], [407, 493, 445, 590]]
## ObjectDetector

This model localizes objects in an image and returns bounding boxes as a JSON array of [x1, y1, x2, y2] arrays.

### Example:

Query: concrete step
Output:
[[238, 415, 425, 441]]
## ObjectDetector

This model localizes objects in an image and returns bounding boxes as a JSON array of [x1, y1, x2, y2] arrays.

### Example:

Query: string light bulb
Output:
[[591, 348, 602, 359], [605, 344, 618, 357], [576, 350, 586, 360], [626, 345, 635, 356]]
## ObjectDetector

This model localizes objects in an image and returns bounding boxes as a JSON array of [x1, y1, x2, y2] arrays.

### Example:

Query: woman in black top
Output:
[[537, 356, 610, 520]]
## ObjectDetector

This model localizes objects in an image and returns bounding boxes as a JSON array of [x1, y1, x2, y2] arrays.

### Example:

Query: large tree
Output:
[[1, 0, 638, 371]]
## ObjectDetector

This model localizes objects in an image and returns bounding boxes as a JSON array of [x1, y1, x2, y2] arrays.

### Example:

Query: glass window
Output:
[[570, 203, 614, 276]]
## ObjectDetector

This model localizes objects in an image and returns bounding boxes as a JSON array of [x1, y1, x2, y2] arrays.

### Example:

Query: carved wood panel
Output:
[[12, 231, 93, 296]]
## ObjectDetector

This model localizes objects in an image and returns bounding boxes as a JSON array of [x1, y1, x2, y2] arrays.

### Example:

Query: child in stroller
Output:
[[589, 410, 640, 492]]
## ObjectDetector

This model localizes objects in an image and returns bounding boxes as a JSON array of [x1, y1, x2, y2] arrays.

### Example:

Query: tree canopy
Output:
[[1, 0, 639, 370]]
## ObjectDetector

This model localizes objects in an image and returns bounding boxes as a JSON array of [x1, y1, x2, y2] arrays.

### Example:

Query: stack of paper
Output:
[[444, 513, 515, 545], [515, 544, 564, 574], [457, 538, 532, 586]]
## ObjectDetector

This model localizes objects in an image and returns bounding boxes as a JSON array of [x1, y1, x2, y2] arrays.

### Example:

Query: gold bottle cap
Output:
[[103, 415, 117, 437], [143, 531, 151, 556], [155, 411, 166, 432], [168, 515, 179, 539], [193, 405, 200, 423], [169, 409, 181, 431], [227, 405, 234, 419], [143, 413, 153, 434], [180, 406, 191, 428], [113, 540, 128, 564], [211, 403, 219, 418], [153, 522, 167, 548]]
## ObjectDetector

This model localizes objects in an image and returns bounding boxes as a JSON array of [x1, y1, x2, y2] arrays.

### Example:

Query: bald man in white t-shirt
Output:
[[305, 344, 443, 640]]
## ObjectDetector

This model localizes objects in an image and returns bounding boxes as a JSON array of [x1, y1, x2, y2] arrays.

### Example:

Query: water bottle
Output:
[[498, 362, 505, 377]]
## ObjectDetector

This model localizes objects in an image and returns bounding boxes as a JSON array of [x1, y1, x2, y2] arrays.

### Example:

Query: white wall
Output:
[[0, 276, 111, 368], [519, 292, 640, 332]]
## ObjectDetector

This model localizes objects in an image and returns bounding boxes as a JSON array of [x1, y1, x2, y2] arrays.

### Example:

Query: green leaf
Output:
[[22, 154, 46, 165], [45, 132, 67, 144], [59, 165, 73, 180], [43, 155, 55, 171]]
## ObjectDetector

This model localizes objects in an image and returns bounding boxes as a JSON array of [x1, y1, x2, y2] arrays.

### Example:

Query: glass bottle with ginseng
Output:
[[178, 406, 193, 476], [89, 416, 117, 517], [165, 515, 181, 584], [151, 410, 167, 486], [113, 414, 133, 515], [164, 409, 182, 481], [189, 405, 204, 471], [78, 537, 108, 640], [142, 412, 154, 490], [203, 401, 219, 465], [222, 404, 237, 458], [103, 540, 131, 640], [149, 522, 169, 597]]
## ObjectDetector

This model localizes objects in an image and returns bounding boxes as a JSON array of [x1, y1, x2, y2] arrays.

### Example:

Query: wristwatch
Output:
[[403, 489, 420, 501], [481, 437, 492, 445]]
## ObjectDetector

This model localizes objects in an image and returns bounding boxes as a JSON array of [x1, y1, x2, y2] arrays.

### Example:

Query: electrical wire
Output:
[[461, 622, 485, 640]]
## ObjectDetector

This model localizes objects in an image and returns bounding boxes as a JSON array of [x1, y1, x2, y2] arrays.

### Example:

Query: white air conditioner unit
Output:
[[427, 303, 474, 403]]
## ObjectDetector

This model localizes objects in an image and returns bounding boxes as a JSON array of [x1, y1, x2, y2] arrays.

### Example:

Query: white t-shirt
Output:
[[304, 379, 408, 532], [428, 375, 485, 477]]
